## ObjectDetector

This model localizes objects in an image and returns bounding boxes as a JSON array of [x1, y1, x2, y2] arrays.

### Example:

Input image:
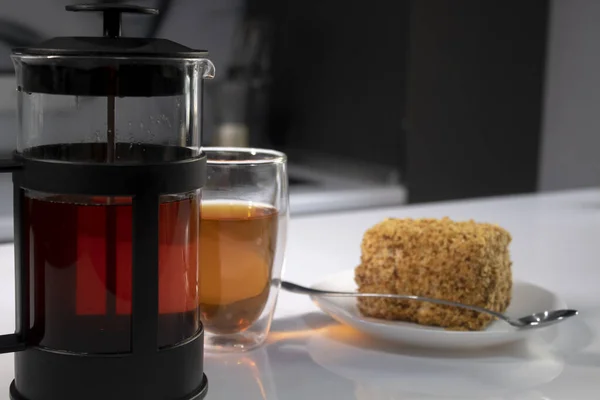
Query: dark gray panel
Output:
[[405, 0, 549, 203]]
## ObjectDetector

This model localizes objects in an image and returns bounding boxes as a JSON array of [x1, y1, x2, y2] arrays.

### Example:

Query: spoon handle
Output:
[[280, 280, 510, 323]]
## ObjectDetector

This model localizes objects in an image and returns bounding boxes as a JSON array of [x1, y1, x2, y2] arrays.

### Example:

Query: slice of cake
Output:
[[354, 217, 512, 331]]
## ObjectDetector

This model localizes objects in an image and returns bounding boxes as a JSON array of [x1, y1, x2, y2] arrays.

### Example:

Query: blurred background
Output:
[[0, 0, 595, 218]]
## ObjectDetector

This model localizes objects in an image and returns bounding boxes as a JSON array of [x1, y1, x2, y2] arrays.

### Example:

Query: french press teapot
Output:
[[0, 4, 214, 400]]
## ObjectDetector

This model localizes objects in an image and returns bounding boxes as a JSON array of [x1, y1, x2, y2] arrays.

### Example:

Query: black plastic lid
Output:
[[12, 4, 209, 96], [14, 36, 208, 59]]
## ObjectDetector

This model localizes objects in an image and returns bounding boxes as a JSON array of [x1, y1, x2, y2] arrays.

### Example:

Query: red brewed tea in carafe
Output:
[[24, 191, 200, 353]]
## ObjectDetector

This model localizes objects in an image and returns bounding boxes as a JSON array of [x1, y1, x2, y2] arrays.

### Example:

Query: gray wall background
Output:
[[539, 0, 600, 191], [0, 0, 598, 194]]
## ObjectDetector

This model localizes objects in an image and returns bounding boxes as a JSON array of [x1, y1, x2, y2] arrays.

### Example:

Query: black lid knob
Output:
[[65, 4, 159, 38]]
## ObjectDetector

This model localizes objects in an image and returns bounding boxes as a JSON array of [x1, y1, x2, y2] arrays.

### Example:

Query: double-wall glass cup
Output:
[[199, 147, 288, 352]]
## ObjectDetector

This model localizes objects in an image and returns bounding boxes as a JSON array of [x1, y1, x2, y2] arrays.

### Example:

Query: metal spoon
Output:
[[280, 281, 578, 329]]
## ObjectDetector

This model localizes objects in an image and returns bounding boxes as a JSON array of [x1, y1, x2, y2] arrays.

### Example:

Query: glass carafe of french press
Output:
[[0, 4, 214, 400]]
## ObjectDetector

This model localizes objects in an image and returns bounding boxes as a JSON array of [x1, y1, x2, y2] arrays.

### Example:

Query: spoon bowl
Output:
[[516, 309, 579, 328]]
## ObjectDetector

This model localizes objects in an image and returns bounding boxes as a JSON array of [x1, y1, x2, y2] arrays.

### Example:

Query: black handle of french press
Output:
[[0, 156, 22, 173], [0, 156, 26, 353], [66, 4, 159, 38]]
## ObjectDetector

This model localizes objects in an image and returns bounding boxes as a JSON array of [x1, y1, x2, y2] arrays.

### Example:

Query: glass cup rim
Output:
[[202, 147, 287, 165]]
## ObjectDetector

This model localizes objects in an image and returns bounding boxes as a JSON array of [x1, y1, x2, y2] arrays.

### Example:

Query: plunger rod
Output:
[[106, 94, 117, 315]]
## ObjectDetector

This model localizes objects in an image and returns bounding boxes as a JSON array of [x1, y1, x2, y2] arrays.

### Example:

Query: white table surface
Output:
[[0, 189, 598, 399]]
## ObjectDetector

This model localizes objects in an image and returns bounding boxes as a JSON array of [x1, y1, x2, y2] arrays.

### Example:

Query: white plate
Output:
[[310, 269, 567, 349]]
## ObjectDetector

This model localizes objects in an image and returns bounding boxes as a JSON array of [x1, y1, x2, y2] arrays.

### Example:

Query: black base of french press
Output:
[[9, 328, 208, 400], [9, 376, 209, 400]]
